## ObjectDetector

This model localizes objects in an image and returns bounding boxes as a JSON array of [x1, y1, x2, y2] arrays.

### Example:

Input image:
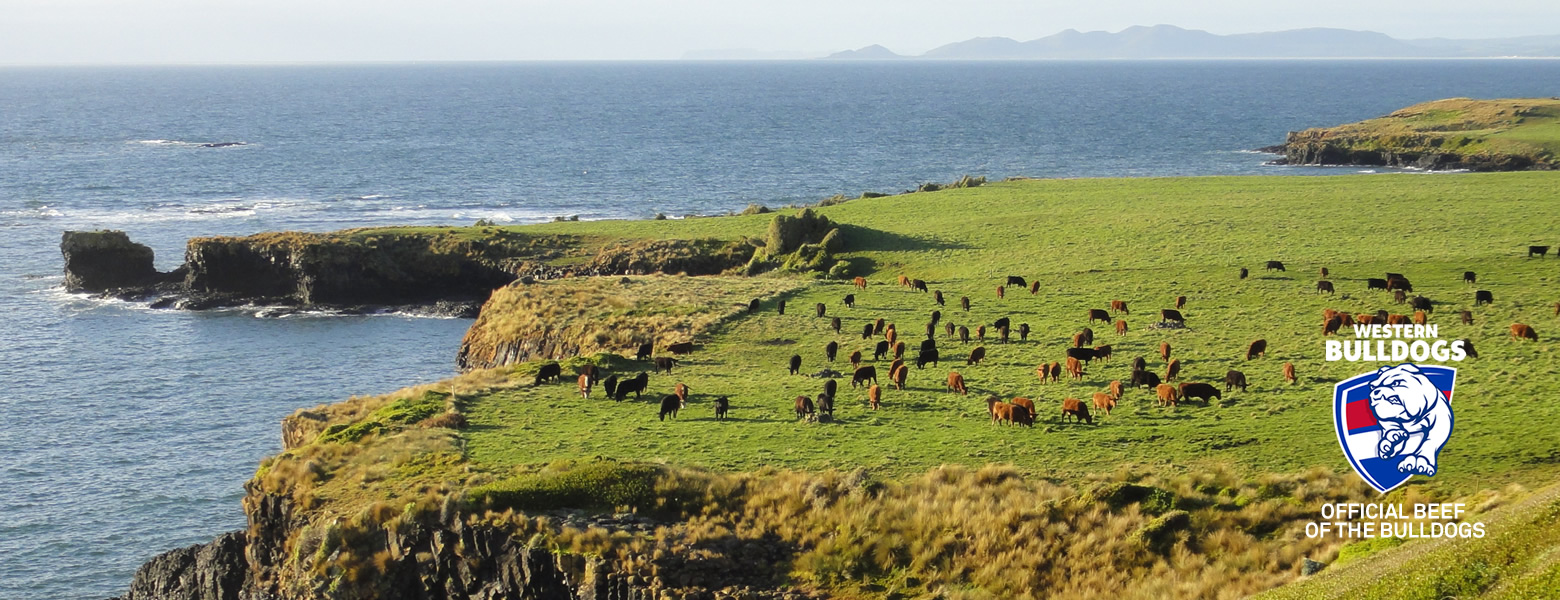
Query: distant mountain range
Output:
[[821, 25, 1560, 60]]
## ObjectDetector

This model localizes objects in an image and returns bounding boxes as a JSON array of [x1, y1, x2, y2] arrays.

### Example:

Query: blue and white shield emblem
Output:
[[1333, 364, 1456, 494]]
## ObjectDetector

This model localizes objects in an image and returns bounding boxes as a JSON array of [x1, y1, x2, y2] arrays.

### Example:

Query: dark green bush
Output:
[[468, 462, 663, 512]]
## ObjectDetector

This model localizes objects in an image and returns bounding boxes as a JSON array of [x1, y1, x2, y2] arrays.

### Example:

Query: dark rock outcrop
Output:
[[111, 531, 248, 600], [61, 230, 170, 293], [1269, 130, 1548, 171]]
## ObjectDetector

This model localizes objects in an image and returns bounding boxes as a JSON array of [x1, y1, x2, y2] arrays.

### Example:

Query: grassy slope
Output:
[[462, 173, 1560, 492], [1291, 97, 1560, 163]]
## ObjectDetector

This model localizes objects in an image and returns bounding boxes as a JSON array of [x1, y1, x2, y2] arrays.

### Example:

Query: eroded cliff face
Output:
[[60, 230, 178, 293], [1275, 129, 1549, 171]]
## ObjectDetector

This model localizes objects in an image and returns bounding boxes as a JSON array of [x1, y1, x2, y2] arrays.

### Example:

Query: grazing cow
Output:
[[1376, 310, 1390, 322], [1115, 319, 1128, 335], [1387, 272, 1405, 281], [795, 396, 815, 420], [1092, 392, 1116, 416], [944, 322, 956, 338], [919, 338, 937, 354], [674, 382, 690, 406], [890, 364, 907, 390], [961, 296, 971, 312], [1132, 356, 1148, 373], [1111, 299, 1130, 314], [1061, 398, 1094, 425], [778, 300, 786, 315], [1019, 323, 1030, 341], [1340, 313, 1356, 327], [843, 294, 855, 308], [815, 303, 827, 318], [636, 343, 654, 361], [658, 395, 681, 421], [1265, 260, 1286, 271], [817, 393, 834, 419], [613, 372, 650, 401], [714, 396, 730, 420], [874, 340, 890, 360], [1324, 308, 1338, 320], [1159, 342, 1172, 362], [849, 350, 863, 366], [886, 325, 898, 344], [975, 325, 986, 341], [579, 364, 600, 385], [1386, 314, 1411, 326], [831, 317, 842, 333], [748, 298, 760, 314], [824, 379, 838, 398], [854, 276, 867, 289], [1011, 397, 1036, 418], [1239, 267, 1249, 279], [996, 285, 1005, 299], [934, 290, 945, 306], [868, 384, 882, 410], [578, 374, 592, 398], [1155, 384, 1179, 407], [1031, 280, 1041, 295], [1511, 323, 1538, 341], [1388, 278, 1414, 293], [986, 396, 1013, 425], [1460, 310, 1474, 325], [1088, 309, 1112, 324], [1459, 339, 1479, 358], [667, 341, 694, 356], [1160, 309, 1185, 324], [998, 326, 1010, 343], [874, 318, 886, 335], [862, 323, 875, 340], [947, 371, 968, 395], [852, 365, 878, 387], [1065, 356, 1085, 380], [788, 355, 801, 375], [894, 341, 907, 360], [931, 310, 943, 326], [1093, 345, 1113, 361], [1065, 347, 1097, 363], [916, 349, 940, 369], [602, 374, 619, 399], [1413, 311, 1428, 325], [1224, 370, 1248, 392], [1475, 290, 1493, 306], [1463, 271, 1477, 284], [1356, 313, 1377, 325], [1079, 328, 1095, 346], [967, 346, 987, 366], [653, 357, 678, 374], [1367, 278, 1389, 291], [889, 358, 905, 375], [1317, 280, 1335, 294], [535, 362, 563, 385], [1179, 382, 1222, 404], [1320, 267, 1330, 279], [1072, 331, 1086, 348], [1050, 361, 1062, 382], [898, 275, 910, 287], [912, 279, 928, 292], [1109, 380, 1124, 400], [1007, 275, 1028, 287], [1246, 339, 1267, 360], [1035, 363, 1051, 382], [1411, 296, 1434, 313], [959, 326, 971, 344], [993, 316, 1011, 331], [1393, 290, 1408, 304], [1529, 245, 1550, 258], [1175, 295, 1187, 309], [1164, 358, 1182, 383], [1324, 315, 1345, 336], [1012, 404, 1034, 427], [1282, 362, 1296, 385]]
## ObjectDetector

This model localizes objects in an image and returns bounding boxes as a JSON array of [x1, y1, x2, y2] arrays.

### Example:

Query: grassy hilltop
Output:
[[1277, 98, 1560, 171], [262, 172, 1560, 599]]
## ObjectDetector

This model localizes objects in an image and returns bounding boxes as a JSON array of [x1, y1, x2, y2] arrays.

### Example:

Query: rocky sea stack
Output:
[[1266, 97, 1560, 171]]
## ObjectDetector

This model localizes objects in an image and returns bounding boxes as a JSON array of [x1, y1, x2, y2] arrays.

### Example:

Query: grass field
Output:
[[458, 172, 1560, 493]]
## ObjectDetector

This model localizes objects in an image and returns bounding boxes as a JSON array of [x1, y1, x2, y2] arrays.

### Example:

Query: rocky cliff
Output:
[[61, 230, 181, 293], [1268, 97, 1560, 171]]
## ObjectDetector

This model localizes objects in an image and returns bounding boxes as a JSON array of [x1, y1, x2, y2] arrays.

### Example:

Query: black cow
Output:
[[658, 394, 681, 421], [1239, 267, 1249, 279], [1224, 370, 1248, 392], [747, 299, 760, 314], [825, 341, 839, 362], [874, 340, 890, 360], [920, 338, 937, 354], [930, 310, 942, 325], [966, 346, 987, 366], [1367, 278, 1389, 291], [1463, 271, 1477, 284], [602, 374, 619, 399], [1317, 280, 1335, 294], [1065, 347, 1097, 363], [534, 362, 562, 385], [993, 316, 1011, 331], [831, 316, 841, 333], [817, 393, 835, 419], [1529, 245, 1550, 258], [713, 396, 730, 420], [654, 357, 677, 374], [1475, 290, 1493, 306], [636, 343, 653, 361], [1130, 369, 1161, 389], [911, 279, 928, 292], [1410, 296, 1434, 312], [862, 323, 874, 340], [824, 378, 838, 398], [960, 296, 971, 311], [1265, 261, 1285, 271], [843, 294, 855, 308], [1018, 323, 1030, 341], [1131, 356, 1147, 372], [851, 366, 878, 387], [1180, 383, 1222, 404], [1160, 309, 1185, 324], [777, 300, 786, 315], [815, 303, 827, 318], [1006, 275, 1028, 287], [916, 349, 940, 369], [934, 290, 945, 306], [614, 372, 649, 401], [788, 354, 802, 375], [1458, 338, 1478, 359]]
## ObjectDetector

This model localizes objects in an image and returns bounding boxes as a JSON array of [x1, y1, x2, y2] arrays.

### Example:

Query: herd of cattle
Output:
[[535, 251, 1551, 427]]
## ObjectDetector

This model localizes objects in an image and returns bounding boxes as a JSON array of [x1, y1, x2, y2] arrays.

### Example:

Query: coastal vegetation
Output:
[[1274, 97, 1560, 171]]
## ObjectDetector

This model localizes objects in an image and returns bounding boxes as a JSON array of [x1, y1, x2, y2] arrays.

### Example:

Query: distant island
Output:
[[821, 25, 1560, 59], [1268, 97, 1560, 171]]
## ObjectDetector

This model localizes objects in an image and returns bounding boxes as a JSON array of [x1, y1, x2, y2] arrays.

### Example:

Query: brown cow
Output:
[[1035, 363, 1051, 383], [1246, 339, 1267, 360], [1224, 370, 1247, 392], [967, 346, 987, 366], [862, 322, 875, 340], [889, 358, 905, 375], [815, 302, 827, 318], [959, 326, 971, 344], [1092, 392, 1117, 416], [1386, 314, 1411, 326], [578, 374, 592, 399], [831, 317, 842, 333], [1160, 341, 1172, 362], [1320, 267, 1330, 279], [1061, 397, 1094, 424], [1512, 323, 1538, 341], [849, 350, 863, 367], [874, 318, 886, 335], [1065, 356, 1084, 380], [1164, 358, 1182, 382], [1460, 310, 1474, 325], [674, 382, 690, 406], [891, 364, 907, 390], [1282, 362, 1296, 385], [854, 276, 868, 289], [1554, 302, 1560, 317], [1093, 344, 1113, 361], [1393, 290, 1407, 305], [1323, 315, 1344, 336], [1175, 295, 1187, 309], [868, 384, 882, 410], [935, 290, 945, 306], [1115, 319, 1128, 335], [1030, 280, 1041, 295], [1323, 308, 1338, 320], [1011, 397, 1036, 418], [1356, 313, 1377, 325], [944, 322, 955, 338], [886, 325, 898, 345], [1155, 383, 1179, 407], [1088, 309, 1112, 324], [1317, 280, 1335, 294], [976, 325, 986, 341], [961, 296, 971, 311], [1109, 379, 1124, 401], [1072, 331, 1086, 348], [668, 342, 695, 355], [947, 371, 968, 395], [795, 396, 815, 420], [1340, 313, 1356, 327], [1413, 311, 1428, 325], [987, 396, 1014, 426], [1111, 299, 1130, 314], [656, 357, 679, 374], [996, 285, 1005, 299], [898, 275, 910, 287]]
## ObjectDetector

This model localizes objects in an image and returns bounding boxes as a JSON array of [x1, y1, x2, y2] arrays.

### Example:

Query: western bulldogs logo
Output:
[[1334, 364, 1456, 493]]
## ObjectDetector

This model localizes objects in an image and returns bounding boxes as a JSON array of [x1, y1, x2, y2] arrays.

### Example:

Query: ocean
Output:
[[2, 59, 1558, 599]]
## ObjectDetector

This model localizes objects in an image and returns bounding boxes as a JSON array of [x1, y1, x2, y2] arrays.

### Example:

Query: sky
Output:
[[1, 0, 1557, 64]]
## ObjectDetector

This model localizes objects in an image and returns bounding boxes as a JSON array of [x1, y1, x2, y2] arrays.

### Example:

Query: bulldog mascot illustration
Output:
[[1367, 364, 1454, 476]]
